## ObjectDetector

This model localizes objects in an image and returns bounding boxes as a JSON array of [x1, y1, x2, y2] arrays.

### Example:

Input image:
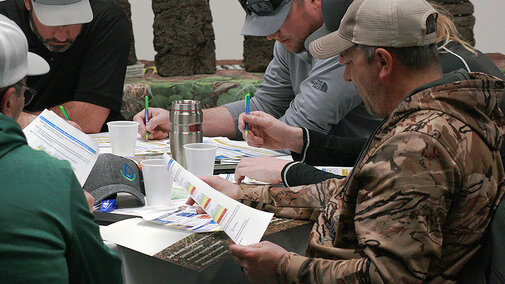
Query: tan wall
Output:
[[130, 0, 505, 61]]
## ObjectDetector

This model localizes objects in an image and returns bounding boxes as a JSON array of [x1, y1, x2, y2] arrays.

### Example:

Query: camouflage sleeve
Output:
[[277, 132, 462, 283], [237, 178, 346, 221]]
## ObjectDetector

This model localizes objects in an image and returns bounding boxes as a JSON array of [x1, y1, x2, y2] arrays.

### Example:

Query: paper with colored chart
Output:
[[163, 153, 274, 245], [145, 205, 221, 233], [23, 109, 99, 186]]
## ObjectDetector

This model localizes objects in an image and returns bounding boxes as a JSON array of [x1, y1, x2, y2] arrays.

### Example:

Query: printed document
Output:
[[205, 137, 284, 162], [111, 198, 221, 233], [89, 132, 170, 156], [163, 153, 273, 245], [23, 109, 99, 185]]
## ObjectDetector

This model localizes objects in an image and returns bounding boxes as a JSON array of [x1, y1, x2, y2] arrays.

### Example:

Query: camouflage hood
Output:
[[388, 72, 505, 151]]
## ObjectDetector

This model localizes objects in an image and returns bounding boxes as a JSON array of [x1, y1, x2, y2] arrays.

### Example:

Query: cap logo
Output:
[[311, 79, 328, 93], [121, 163, 136, 182]]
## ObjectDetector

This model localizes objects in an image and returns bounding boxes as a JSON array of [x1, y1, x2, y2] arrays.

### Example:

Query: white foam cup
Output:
[[107, 121, 139, 156], [140, 159, 173, 206], [183, 143, 217, 176]]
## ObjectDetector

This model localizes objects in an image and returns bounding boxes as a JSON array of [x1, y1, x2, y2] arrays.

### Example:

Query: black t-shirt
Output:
[[439, 41, 505, 81], [0, 0, 130, 131]]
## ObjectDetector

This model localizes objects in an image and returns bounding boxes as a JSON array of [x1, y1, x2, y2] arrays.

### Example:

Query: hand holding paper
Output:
[[230, 241, 287, 283], [163, 153, 273, 245], [186, 176, 241, 214]]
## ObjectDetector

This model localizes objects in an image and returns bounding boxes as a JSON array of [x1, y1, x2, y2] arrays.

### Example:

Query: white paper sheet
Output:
[[163, 154, 273, 245], [112, 199, 185, 218], [205, 137, 284, 162], [89, 132, 171, 156], [100, 218, 193, 256], [23, 109, 99, 186], [89, 133, 285, 164]]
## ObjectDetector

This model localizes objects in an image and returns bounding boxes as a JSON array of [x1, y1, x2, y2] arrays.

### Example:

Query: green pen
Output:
[[60, 105, 70, 120], [145, 96, 149, 140]]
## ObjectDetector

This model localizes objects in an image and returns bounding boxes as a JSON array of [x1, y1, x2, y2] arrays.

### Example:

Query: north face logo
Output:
[[311, 79, 328, 93]]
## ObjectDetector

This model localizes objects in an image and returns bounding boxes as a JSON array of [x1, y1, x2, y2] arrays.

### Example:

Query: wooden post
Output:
[[152, 0, 216, 76]]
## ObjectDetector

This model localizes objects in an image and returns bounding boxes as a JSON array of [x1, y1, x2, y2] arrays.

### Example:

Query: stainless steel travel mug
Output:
[[169, 100, 203, 168]]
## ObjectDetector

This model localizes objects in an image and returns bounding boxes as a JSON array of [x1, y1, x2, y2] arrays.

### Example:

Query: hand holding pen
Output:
[[133, 107, 170, 140], [238, 110, 302, 152], [145, 96, 149, 140], [244, 93, 250, 137], [59, 105, 82, 131]]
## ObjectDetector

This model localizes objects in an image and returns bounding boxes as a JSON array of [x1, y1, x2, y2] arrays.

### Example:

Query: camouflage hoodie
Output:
[[237, 72, 505, 283]]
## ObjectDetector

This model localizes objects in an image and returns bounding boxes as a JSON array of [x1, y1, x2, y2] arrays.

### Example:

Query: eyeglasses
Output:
[[15, 83, 37, 106], [238, 0, 287, 16], [23, 86, 37, 106]]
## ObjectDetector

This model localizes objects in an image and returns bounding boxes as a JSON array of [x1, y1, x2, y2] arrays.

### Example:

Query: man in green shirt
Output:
[[0, 15, 122, 283]]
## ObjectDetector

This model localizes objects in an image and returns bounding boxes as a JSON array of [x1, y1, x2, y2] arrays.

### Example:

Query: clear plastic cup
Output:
[[140, 159, 173, 206], [183, 143, 217, 176], [107, 121, 139, 156]]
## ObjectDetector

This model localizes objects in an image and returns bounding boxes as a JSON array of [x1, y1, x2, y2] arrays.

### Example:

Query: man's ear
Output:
[[374, 48, 394, 80], [24, 0, 31, 11], [1, 87, 19, 119]]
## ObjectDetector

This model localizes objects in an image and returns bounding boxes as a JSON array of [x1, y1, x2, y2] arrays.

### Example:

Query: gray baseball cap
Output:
[[31, 0, 93, 27], [310, 0, 438, 59], [84, 154, 145, 206], [240, 0, 293, 36]]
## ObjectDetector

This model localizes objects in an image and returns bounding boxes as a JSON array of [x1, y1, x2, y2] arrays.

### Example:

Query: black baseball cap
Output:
[[83, 154, 145, 206], [304, 0, 354, 50]]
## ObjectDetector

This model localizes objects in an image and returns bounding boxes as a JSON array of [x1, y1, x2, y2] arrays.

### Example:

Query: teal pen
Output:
[[145, 96, 149, 140], [244, 93, 251, 136]]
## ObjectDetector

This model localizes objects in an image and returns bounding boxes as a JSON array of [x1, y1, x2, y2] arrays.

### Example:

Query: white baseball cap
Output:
[[31, 0, 93, 26], [0, 15, 49, 88], [310, 0, 438, 59]]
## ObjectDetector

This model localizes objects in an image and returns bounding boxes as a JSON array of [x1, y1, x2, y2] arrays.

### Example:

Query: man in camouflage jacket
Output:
[[213, 71, 505, 283], [197, 0, 505, 282]]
